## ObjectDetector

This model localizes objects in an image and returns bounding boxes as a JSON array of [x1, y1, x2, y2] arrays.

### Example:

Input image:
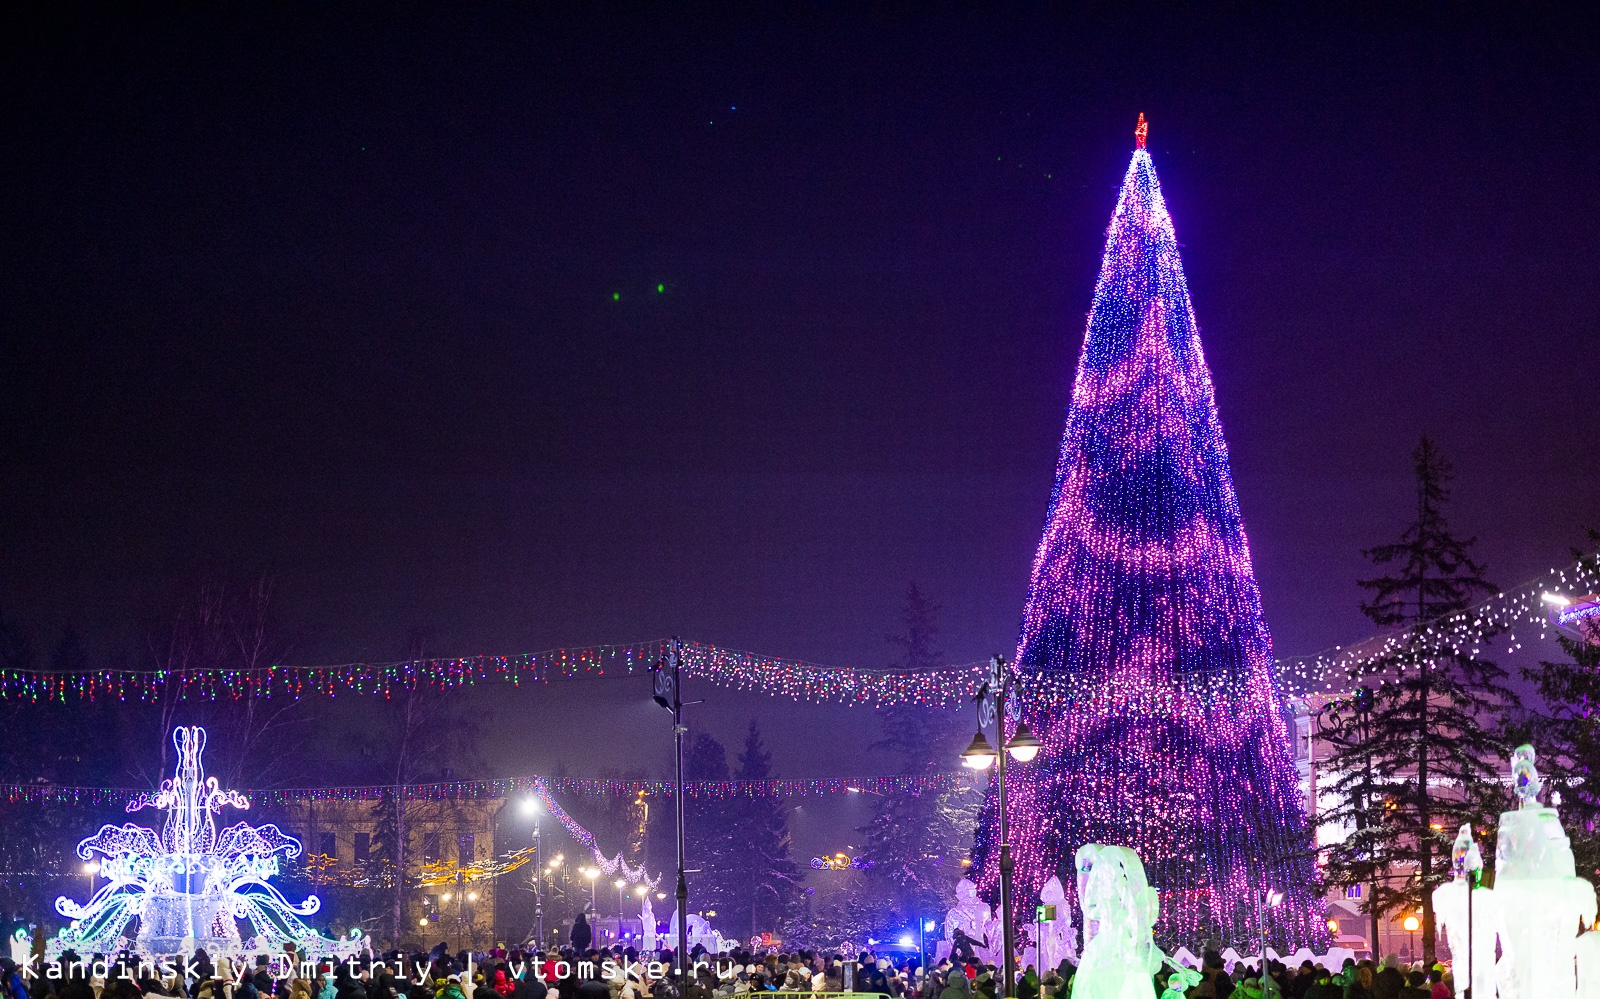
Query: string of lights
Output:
[[0, 770, 976, 807], [1, 559, 1594, 707], [1274, 557, 1600, 697], [0, 638, 990, 706]]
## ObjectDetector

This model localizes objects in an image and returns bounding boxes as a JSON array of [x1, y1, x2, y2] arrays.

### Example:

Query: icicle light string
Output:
[[1274, 554, 1600, 698], [0, 555, 1592, 706], [0, 770, 978, 807], [0, 639, 989, 706]]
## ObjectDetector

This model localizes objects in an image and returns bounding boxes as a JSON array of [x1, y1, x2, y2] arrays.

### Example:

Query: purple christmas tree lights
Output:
[[969, 123, 1327, 949]]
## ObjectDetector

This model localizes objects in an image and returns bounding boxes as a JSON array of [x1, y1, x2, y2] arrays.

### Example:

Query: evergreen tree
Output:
[[967, 131, 1324, 949], [1318, 437, 1516, 963], [1524, 531, 1600, 878], [724, 720, 800, 938], [684, 731, 736, 921], [368, 790, 402, 884], [861, 584, 977, 930]]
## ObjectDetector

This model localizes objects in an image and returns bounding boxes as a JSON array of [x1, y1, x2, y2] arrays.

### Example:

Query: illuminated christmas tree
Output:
[[968, 118, 1326, 948]]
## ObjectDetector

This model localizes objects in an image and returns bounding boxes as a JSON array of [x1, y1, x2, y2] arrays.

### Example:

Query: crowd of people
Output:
[[1148, 951, 1450, 998], [0, 940, 1458, 999]]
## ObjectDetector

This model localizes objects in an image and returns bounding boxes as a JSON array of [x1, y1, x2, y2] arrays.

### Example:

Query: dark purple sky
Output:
[[1, 6, 1596, 762]]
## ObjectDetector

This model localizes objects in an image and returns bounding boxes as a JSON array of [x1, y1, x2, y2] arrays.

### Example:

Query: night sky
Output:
[[2, 8, 1597, 798]]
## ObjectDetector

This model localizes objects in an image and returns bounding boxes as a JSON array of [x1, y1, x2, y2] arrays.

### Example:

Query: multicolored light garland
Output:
[[1276, 559, 1600, 698], [0, 639, 989, 707], [0, 771, 975, 807], [2, 561, 1595, 707], [968, 131, 1327, 950]]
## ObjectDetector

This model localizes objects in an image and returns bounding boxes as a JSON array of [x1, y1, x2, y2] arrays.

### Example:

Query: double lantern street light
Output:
[[426, 882, 479, 951], [960, 654, 1042, 999]]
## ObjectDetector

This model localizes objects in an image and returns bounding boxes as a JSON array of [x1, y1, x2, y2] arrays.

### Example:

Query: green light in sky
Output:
[[657, 284, 665, 293], [612, 292, 620, 301]]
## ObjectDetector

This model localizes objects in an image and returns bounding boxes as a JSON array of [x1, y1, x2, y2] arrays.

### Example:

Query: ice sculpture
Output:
[[938, 879, 997, 965], [1035, 876, 1078, 970], [1158, 966, 1201, 999], [1493, 746, 1597, 999], [50, 726, 339, 959], [640, 894, 657, 952], [1072, 844, 1166, 999], [1580, 929, 1600, 999], [664, 908, 730, 955], [1432, 825, 1497, 999], [9, 928, 30, 966]]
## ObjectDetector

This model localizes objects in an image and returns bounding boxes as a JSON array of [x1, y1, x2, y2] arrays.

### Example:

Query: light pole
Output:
[[1402, 915, 1419, 962], [520, 798, 544, 947], [440, 880, 479, 952], [615, 879, 627, 940], [632, 884, 648, 943], [1257, 889, 1283, 990], [961, 654, 1042, 999], [653, 638, 691, 981], [83, 860, 100, 897], [583, 867, 600, 916]]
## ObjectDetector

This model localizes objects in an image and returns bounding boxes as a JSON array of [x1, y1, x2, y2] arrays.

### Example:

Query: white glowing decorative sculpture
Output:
[[664, 908, 730, 955], [640, 894, 657, 952], [1578, 928, 1600, 999], [1072, 844, 1167, 999], [936, 878, 999, 965], [51, 727, 339, 959], [1432, 824, 1498, 999], [1493, 745, 1597, 999], [1035, 875, 1078, 971]]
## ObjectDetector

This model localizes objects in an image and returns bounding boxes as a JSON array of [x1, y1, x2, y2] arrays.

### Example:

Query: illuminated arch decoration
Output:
[[50, 727, 348, 959], [528, 777, 661, 889]]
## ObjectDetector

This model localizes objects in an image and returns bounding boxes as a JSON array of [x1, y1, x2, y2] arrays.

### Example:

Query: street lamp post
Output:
[[653, 638, 691, 981], [520, 798, 544, 947], [441, 876, 480, 952], [1258, 889, 1283, 988], [615, 879, 627, 940], [583, 867, 600, 916], [961, 654, 1042, 999]]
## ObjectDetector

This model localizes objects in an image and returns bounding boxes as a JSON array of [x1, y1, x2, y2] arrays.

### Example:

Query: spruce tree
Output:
[[726, 720, 800, 938], [861, 584, 977, 930], [1524, 531, 1600, 878], [1318, 437, 1516, 963], [684, 731, 736, 921]]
